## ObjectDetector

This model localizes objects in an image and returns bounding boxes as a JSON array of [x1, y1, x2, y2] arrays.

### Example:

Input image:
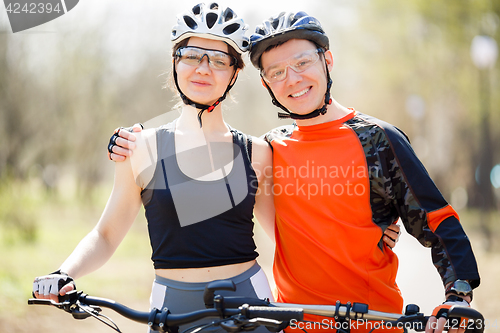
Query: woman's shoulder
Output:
[[129, 128, 158, 189], [251, 135, 271, 151]]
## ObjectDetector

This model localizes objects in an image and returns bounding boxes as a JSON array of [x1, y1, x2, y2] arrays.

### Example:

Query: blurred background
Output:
[[1, 0, 499, 332]]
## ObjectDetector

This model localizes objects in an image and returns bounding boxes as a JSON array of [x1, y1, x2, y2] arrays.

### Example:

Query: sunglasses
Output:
[[175, 46, 237, 71], [261, 48, 324, 83]]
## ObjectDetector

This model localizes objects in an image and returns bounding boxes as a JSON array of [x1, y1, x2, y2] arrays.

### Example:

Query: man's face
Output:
[[260, 39, 333, 115]]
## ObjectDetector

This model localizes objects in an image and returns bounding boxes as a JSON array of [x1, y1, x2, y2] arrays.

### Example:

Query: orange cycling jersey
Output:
[[265, 110, 479, 332]]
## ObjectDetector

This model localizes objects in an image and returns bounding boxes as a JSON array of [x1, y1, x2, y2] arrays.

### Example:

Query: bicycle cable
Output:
[[78, 303, 122, 333], [181, 318, 228, 333]]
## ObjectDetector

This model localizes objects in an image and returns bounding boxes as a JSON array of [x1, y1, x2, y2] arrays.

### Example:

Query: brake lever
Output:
[[250, 317, 288, 330], [71, 303, 102, 320], [220, 316, 262, 333], [28, 290, 102, 320], [28, 298, 64, 308], [219, 315, 287, 333]]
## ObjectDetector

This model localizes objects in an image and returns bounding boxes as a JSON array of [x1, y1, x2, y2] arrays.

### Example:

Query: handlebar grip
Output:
[[448, 306, 483, 321], [448, 306, 484, 333], [244, 306, 304, 322]]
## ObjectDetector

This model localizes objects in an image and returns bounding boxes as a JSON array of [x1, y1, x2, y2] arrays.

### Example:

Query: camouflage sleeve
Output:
[[380, 124, 480, 288]]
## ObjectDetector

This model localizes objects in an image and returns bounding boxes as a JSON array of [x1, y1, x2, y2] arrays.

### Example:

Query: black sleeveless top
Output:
[[140, 121, 259, 269]]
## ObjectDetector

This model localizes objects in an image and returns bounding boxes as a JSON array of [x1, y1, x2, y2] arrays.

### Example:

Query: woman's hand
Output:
[[32, 270, 75, 302], [383, 223, 401, 249]]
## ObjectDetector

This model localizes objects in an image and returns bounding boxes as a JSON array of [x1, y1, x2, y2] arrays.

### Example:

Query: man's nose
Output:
[[285, 65, 302, 85]]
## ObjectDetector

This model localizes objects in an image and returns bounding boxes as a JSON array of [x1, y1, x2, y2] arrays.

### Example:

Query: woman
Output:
[[33, 3, 275, 333]]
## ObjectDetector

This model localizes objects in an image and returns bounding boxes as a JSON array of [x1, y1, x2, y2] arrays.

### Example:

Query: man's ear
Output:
[[261, 77, 267, 88], [324, 50, 334, 72]]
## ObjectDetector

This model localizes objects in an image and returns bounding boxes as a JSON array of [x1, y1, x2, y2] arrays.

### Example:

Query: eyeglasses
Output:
[[175, 46, 237, 71], [261, 48, 324, 83]]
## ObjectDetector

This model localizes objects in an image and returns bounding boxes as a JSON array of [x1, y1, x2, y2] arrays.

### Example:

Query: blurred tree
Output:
[[0, 34, 30, 180], [349, 0, 499, 210]]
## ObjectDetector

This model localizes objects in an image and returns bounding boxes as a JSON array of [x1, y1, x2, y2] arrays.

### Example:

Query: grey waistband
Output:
[[154, 262, 261, 291]]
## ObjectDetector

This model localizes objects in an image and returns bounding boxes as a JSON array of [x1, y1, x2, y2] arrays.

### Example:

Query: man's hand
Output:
[[383, 223, 401, 249], [426, 296, 471, 333], [107, 123, 143, 161]]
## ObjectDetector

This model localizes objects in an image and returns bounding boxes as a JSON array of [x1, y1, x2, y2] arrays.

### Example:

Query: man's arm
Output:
[[374, 122, 479, 333], [108, 124, 143, 161]]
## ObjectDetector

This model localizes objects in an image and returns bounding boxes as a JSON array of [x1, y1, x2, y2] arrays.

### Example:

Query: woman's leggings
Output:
[[148, 262, 273, 333]]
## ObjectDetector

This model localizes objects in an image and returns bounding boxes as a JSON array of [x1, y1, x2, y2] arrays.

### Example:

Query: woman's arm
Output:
[[251, 137, 275, 242], [59, 156, 143, 279]]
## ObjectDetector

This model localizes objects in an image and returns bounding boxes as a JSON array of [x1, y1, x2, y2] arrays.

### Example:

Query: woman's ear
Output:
[[230, 68, 241, 85]]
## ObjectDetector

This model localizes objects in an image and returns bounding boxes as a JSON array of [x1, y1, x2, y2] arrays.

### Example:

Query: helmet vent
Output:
[[209, 3, 219, 10], [223, 23, 240, 35], [192, 4, 201, 15], [183, 15, 198, 29], [271, 17, 280, 30], [206, 12, 218, 29], [222, 8, 234, 21]]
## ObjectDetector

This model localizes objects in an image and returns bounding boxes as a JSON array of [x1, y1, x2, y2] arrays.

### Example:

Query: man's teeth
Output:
[[291, 88, 309, 98]]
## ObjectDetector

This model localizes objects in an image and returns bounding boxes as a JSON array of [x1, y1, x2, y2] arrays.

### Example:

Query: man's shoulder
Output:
[[261, 124, 297, 143], [348, 112, 411, 145]]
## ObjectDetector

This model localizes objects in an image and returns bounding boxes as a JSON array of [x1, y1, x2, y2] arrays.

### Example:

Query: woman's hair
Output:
[[164, 37, 245, 107]]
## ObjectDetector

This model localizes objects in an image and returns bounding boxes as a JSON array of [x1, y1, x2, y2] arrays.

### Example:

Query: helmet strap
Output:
[[262, 55, 333, 120], [173, 60, 239, 127]]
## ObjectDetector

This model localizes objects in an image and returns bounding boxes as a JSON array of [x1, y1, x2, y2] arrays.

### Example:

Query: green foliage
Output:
[[0, 179, 39, 244], [0, 181, 152, 320]]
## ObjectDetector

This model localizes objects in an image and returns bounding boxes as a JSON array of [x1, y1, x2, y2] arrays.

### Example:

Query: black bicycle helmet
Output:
[[249, 12, 332, 120], [171, 3, 250, 126]]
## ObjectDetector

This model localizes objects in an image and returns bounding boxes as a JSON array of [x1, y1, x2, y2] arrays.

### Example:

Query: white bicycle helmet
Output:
[[171, 2, 250, 54]]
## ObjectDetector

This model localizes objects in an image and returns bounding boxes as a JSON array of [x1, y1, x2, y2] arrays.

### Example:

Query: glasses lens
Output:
[[177, 47, 202, 66], [209, 52, 233, 70], [262, 49, 322, 83], [177, 47, 236, 70], [291, 50, 320, 73], [263, 67, 286, 83]]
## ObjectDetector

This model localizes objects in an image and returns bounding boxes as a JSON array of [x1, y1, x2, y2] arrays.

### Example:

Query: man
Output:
[[108, 11, 479, 333]]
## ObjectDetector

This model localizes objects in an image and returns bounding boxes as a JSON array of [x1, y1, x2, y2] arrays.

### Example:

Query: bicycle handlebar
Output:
[[271, 301, 484, 333], [28, 290, 304, 332], [28, 279, 485, 333]]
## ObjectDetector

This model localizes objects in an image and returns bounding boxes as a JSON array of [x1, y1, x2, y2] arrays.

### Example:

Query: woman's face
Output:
[[175, 37, 238, 106]]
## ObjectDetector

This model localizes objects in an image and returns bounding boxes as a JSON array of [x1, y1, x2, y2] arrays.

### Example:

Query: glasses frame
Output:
[[174, 46, 238, 71], [260, 48, 325, 83]]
